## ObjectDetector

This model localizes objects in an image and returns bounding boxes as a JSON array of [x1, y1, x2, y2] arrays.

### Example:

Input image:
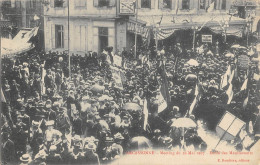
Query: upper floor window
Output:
[[55, 25, 64, 48], [28, 0, 37, 8], [98, 0, 109, 7], [199, 0, 205, 9], [93, 0, 115, 7], [54, 0, 64, 7], [141, 0, 151, 8], [221, 0, 226, 10], [15, 0, 21, 8], [75, 0, 86, 7], [159, 0, 171, 9], [182, 0, 190, 10]]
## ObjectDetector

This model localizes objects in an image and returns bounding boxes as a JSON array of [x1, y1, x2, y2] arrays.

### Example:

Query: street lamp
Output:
[[192, 26, 198, 51], [223, 21, 229, 43]]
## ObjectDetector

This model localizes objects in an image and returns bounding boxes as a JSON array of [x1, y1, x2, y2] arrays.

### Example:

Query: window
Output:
[[75, 0, 86, 7], [55, 25, 64, 48], [98, 27, 108, 53], [182, 0, 190, 10], [15, 0, 21, 8], [54, 0, 64, 7], [221, 0, 226, 10], [29, 0, 37, 8], [211, 0, 217, 9], [141, 0, 151, 8], [98, 0, 109, 7], [161, 0, 171, 9], [199, 0, 205, 9]]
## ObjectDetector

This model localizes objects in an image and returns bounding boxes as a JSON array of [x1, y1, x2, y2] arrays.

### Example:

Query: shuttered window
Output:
[[182, 0, 190, 9], [141, 0, 151, 8]]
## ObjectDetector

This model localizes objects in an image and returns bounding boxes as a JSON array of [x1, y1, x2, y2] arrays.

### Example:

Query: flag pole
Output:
[[134, 0, 138, 59], [213, 116, 237, 151], [67, 0, 71, 79]]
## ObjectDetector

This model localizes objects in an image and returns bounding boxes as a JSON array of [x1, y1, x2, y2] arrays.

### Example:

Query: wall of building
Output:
[[44, 17, 116, 55]]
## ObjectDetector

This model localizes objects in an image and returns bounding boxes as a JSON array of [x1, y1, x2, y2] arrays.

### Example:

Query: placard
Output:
[[202, 35, 212, 43], [119, 0, 135, 15], [216, 111, 246, 141]]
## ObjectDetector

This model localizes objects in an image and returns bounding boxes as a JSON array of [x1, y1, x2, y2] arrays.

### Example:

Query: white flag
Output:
[[207, 2, 215, 13], [226, 84, 233, 104], [156, 90, 167, 113], [240, 78, 248, 91]]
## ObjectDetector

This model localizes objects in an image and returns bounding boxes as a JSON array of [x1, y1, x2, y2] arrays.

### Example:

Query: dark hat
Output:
[[84, 142, 96, 150]]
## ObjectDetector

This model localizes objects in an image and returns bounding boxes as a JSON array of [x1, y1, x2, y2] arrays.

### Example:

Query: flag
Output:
[[157, 86, 168, 113], [243, 95, 248, 108], [143, 99, 149, 130], [1, 88, 6, 103], [253, 73, 260, 81], [188, 83, 201, 115], [240, 78, 248, 91], [228, 69, 235, 84], [226, 83, 233, 104], [33, 14, 40, 21], [226, 65, 232, 78], [220, 65, 231, 89], [220, 74, 228, 89], [188, 96, 197, 115], [207, 2, 215, 13]]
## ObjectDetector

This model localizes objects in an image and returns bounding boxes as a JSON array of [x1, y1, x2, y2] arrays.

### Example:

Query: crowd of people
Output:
[[1, 40, 259, 165]]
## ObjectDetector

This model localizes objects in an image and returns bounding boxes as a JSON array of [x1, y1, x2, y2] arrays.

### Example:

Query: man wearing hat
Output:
[[45, 145, 62, 164], [45, 120, 62, 149], [67, 135, 84, 164], [45, 101, 56, 121], [83, 142, 100, 165], [13, 116, 28, 158], [72, 110, 83, 136], [29, 120, 43, 158], [1, 132, 15, 164], [56, 107, 71, 135], [111, 133, 124, 157]]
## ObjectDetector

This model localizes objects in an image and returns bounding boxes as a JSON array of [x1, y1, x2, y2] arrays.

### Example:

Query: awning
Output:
[[252, 16, 260, 32], [1, 27, 39, 56], [136, 14, 246, 40]]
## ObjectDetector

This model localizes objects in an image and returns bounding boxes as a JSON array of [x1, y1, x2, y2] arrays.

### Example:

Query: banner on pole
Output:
[[110, 66, 124, 90], [114, 55, 122, 67], [216, 111, 245, 141]]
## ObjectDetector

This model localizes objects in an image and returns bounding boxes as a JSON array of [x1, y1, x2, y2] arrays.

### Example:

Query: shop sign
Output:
[[127, 22, 149, 38], [202, 35, 212, 43], [119, 0, 135, 15]]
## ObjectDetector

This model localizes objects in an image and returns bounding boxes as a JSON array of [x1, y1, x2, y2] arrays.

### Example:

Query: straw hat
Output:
[[20, 154, 31, 162]]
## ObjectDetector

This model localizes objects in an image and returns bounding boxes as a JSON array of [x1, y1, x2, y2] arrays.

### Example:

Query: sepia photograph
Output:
[[0, 0, 259, 164]]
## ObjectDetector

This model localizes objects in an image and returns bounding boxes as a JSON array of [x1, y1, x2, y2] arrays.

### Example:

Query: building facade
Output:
[[43, 0, 249, 54], [0, 0, 44, 49]]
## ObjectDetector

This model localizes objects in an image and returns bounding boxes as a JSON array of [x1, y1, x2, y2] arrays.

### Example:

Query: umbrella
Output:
[[185, 74, 197, 81], [231, 44, 240, 49], [225, 53, 235, 58], [129, 136, 152, 150], [122, 102, 142, 111], [186, 59, 199, 67], [98, 95, 113, 101], [90, 84, 105, 93], [239, 46, 247, 49], [171, 118, 197, 128]]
